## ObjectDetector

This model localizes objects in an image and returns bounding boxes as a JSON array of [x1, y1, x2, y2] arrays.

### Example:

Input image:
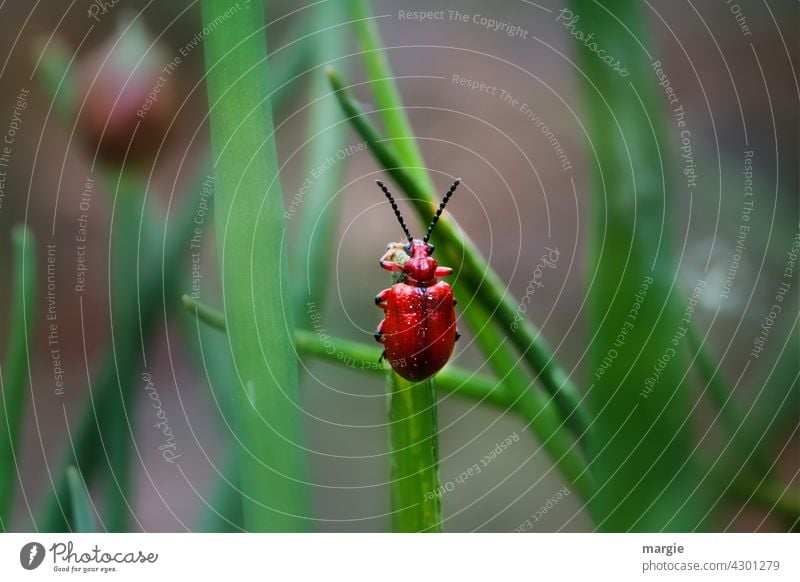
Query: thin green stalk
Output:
[[181, 294, 235, 330], [687, 326, 743, 442], [704, 445, 800, 527], [388, 374, 442, 532], [182, 294, 509, 408], [296, 327, 506, 408], [0, 226, 36, 532], [103, 168, 144, 532], [65, 467, 95, 533], [349, 0, 434, 191], [179, 290, 240, 531], [570, 0, 712, 530], [197, 454, 244, 532], [182, 296, 592, 502], [704, 326, 799, 526], [183, 295, 798, 527], [180, 306, 238, 442], [182, 295, 593, 503], [202, 0, 310, 531], [39, 177, 204, 532], [291, 0, 348, 326], [687, 324, 769, 475], [267, 18, 315, 115], [462, 299, 592, 499], [33, 37, 76, 120], [739, 479, 800, 525], [326, 68, 590, 441], [34, 9, 313, 532]]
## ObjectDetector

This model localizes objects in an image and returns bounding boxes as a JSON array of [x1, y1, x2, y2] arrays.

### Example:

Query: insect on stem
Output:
[[373, 177, 461, 382]]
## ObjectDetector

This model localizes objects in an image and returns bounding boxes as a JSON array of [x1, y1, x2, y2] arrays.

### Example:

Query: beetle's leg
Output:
[[374, 319, 385, 344], [379, 247, 405, 273], [455, 328, 461, 342], [375, 288, 391, 310], [380, 260, 403, 273], [435, 266, 453, 277], [376, 318, 387, 361]]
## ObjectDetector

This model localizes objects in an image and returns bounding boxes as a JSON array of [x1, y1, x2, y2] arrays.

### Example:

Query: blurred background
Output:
[[0, 0, 797, 532]]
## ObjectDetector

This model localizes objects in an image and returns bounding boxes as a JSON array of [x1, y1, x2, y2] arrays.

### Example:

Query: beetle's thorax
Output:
[[403, 240, 438, 286]]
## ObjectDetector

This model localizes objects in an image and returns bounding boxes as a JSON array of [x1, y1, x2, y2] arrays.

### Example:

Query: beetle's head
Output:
[[403, 239, 437, 283], [374, 178, 461, 285]]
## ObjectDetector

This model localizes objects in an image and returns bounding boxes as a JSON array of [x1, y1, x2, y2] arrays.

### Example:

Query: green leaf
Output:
[[182, 294, 508, 408], [66, 467, 95, 533], [32, 37, 76, 120], [181, 316, 241, 532], [201, 0, 310, 531], [196, 454, 244, 533], [462, 300, 593, 500], [0, 226, 36, 531], [569, 0, 713, 530], [39, 173, 206, 532], [349, 0, 434, 191], [291, 0, 348, 325], [388, 374, 442, 532], [326, 68, 591, 443], [103, 168, 146, 532]]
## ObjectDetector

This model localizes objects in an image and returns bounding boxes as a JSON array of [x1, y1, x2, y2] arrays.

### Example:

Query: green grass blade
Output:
[[331, 10, 591, 446], [201, 0, 310, 531], [462, 299, 593, 500], [183, 295, 226, 330], [32, 37, 76, 121], [291, 1, 348, 326], [388, 374, 442, 532], [34, 14, 312, 530], [569, 0, 712, 530], [267, 19, 315, 115], [318, 3, 592, 509], [349, 0, 434, 191], [65, 467, 95, 533], [180, 296, 592, 513], [181, 298, 241, 532], [182, 294, 508, 408], [103, 168, 145, 532], [326, 68, 591, 442], [196, 454, 244, 533], [687, 324, 769, 476], [0, 226, 36, 532], [38, 176, 205, 532], [705, 318, 799, 527]]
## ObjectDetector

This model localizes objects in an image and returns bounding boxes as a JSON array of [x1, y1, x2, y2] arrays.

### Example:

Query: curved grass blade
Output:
[[388, 374, 442, 532], [201, 0, 310, 531], [291, 0, 348, 326], [326, 68, 591, 442], [569, 0, 713, 530], [66, 466, 95, 533], [0, 226, 36, 531]]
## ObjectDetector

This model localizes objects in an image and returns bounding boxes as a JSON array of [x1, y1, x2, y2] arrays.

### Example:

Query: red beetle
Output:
[[373, 179, 461, 382]]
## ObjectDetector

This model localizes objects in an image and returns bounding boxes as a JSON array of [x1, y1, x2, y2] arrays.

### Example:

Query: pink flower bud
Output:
[[77, 14, 174, 164]]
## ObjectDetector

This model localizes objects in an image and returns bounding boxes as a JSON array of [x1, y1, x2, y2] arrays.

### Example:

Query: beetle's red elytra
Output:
[[373, 179, 461, 382]]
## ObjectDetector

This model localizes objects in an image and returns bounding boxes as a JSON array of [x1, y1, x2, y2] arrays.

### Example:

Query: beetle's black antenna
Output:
[[423, 178, 460, 242], [376, 180, 414, 243]]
